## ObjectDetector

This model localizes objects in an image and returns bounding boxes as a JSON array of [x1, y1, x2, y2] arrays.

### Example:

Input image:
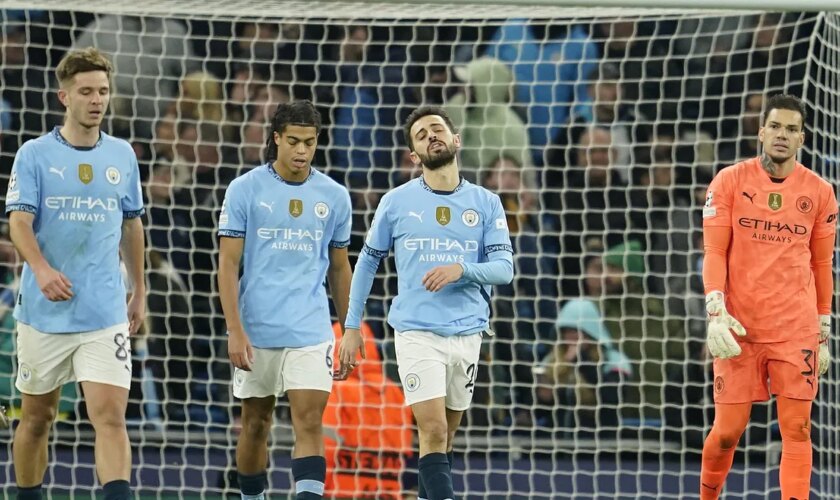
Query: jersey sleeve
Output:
[[5, 143, 39, 215], [218, 178, 248, 238], [330, 188, 352, 248], [122, 151, 145, 219], [813, 180, 838, 240], [483, 192, 514, 258], [702, 166, 736, 228], [362, 193, 393, 258]]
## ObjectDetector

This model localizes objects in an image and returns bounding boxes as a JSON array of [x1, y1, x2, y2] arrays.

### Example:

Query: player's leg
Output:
[[769, 337, 819, 499], [13, 322, 76, 499], [13, 390, 60, 499], [232, 347, 284, 500], [395, 330, 451, 500], [284, 340, 334, 500], [237, 396, 276, 500], [701, 342, 762, 500], [74, 328, 134, 499], [80, 382, 131, 498]]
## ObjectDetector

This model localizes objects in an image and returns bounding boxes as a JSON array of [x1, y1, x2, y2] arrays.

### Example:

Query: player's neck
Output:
[[760, 153, 796, 179], [59, 121, 101, 148], [272, 160, 310, 183], [422, 163, 460, 191]]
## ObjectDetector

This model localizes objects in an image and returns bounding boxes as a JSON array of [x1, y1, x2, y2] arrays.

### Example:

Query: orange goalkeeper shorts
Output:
[[712, 334, 820, 403]]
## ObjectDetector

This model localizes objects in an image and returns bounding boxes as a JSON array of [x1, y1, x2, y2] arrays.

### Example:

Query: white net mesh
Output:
[[0, 4, 837, 499]]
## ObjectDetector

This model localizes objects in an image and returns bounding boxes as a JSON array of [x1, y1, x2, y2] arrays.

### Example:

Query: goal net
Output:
[[0, 2, 837, 498]]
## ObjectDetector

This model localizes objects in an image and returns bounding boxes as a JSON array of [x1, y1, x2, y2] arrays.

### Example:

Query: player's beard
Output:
[[419, 141, 457, 170]]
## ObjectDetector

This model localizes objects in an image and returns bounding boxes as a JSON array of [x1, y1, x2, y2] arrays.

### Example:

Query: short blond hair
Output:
[[56, 47, 113, 86]]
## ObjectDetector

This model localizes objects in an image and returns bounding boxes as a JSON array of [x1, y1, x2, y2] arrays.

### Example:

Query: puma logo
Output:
[[742, 191, 756, 203], [259, 201, 274, 213], [49, 166, 66, 179], [702, 483, 718, 491], [806, 378, 814, 390], [408, 211, 424, 222]]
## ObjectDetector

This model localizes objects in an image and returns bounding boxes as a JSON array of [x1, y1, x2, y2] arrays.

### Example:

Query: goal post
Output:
[[0, 3, 837, 498]]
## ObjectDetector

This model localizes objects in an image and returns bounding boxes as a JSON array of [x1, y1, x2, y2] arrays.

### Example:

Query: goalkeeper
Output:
[[700, 94, 836, 500]]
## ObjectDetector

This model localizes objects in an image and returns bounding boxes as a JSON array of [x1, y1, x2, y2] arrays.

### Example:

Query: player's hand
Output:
[[334, 327, 366, 381], [127, 292, 146, 335], [818, 314, 831, 376], [33, 264, 73, 301], [228, 329, 254, 371], [705, 291, 747, 359], [422, 264, 464, 292]]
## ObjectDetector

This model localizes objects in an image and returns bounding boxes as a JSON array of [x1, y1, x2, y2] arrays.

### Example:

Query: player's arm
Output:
[[337, 196, 392, 380], [6, 145, 73, 301], [702, 168, 746, 359], [120, 216, 146, 334], [812, 183, 838, 376], [218, 236, 254, 370], [327, 246, 352, 329], [8, 211, 73, 301]]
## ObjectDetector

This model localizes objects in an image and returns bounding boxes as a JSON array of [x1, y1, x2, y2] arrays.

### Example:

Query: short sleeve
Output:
[[218, 179, 248, 238], [329, 188, 352, 248], [484, 193, 514, 256], [363, 193, 393, 258], [813, 181, 839, 240], [122, 152, 145, 219], [5, 143, 39, 215], [702, 166, 735, 228]]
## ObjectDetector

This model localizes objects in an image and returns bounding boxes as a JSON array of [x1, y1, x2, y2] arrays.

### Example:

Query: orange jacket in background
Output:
[[324, 322, 413, 499]]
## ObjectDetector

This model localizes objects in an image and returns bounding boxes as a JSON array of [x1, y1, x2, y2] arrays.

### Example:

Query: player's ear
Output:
[[409, 150, 421, 166], [57, 88, 68, 108], [273, 131, 281, 146], [758, 126, 764, 142], [453, 133, 462, 148]]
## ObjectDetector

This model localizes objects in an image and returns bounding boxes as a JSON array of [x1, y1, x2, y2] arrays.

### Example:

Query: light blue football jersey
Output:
[[4, 127, 145, 333], [363, 177, 513, 336], [218, 164, 352, 349]]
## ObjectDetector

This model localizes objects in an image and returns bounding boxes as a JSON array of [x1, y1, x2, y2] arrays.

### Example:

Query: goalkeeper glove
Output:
[[705, 291, 747, 359], [818, 314, 830, 377]]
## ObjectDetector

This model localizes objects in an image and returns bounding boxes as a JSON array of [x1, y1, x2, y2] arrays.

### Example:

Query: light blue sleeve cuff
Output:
[[461, 258, 514, 286]]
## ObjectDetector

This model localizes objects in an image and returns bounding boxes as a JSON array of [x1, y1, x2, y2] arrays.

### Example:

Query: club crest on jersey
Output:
[[314, 202, 329, 219], [436, 206, 451, 226], [796, 196, 813, 214], [105, 166, 121, 185], [462, 209, 479, 227], [768, 192, 783, 211], [78, 163, 93, 185], [289, 199, 303, 218]]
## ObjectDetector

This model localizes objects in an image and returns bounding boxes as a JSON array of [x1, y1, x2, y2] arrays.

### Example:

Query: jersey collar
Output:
[[420, 175, 465, 195], [52, 126, 103, 151], [266, 163, 314, 185]]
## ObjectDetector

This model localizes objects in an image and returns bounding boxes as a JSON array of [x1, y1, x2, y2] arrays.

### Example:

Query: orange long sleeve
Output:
[[810, 233, 835, 315], [703, 225, 732, 295]]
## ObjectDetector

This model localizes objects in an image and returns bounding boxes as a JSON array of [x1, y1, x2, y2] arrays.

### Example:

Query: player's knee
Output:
[[780, 415, 811, 443], [241, 411, 273, 440], [21, 406, 57, 437], [89, 406, 127, 432], [291, 408, 323, 438], [713, 428, 744, 450], [417, 420, 448, 447]]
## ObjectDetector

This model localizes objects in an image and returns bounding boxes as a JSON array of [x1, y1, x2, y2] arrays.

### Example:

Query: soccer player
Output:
[[5, 47, 145, 500], [700, 94, 836, 499], [337, 106, 514, 500], [217, 100, 352, 500]]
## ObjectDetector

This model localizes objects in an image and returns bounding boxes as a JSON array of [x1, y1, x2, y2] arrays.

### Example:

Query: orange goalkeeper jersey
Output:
[[703, 157, 838, 343]]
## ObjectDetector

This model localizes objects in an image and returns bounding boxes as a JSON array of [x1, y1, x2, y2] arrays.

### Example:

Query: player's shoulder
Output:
[[98, 132, 136, 156], [227, 163, 267, 193], [797, 163, 834, 191], [18, 129, 62, 155], [310, 168, 350, 196], [461, 179, 501, 202], [380, 178, 422, 207]]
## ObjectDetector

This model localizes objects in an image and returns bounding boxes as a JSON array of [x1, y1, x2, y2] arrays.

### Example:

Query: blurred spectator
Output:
[[0, 25, 52, 148], [145, 157, 191, 272], [73, 15, 199, 138], [329, 25, 402, 189], [552, 61, 652, 182], [444, 57, 532, 182], [550, 126, 629, 297], [485, 20, 598, 165], [533, 298, 631, 436], [599, 242, 685, 422], [324, 322, 412, 499], [717, 92, 763, 165], [172, 71, 227, 126]]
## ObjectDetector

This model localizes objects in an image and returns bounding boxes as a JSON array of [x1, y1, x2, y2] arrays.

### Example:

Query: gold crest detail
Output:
[[768, 192, 782, 211], [289, 199, 303, 217], [436, 206, 451, 226], [78, 163, 93, 184]]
